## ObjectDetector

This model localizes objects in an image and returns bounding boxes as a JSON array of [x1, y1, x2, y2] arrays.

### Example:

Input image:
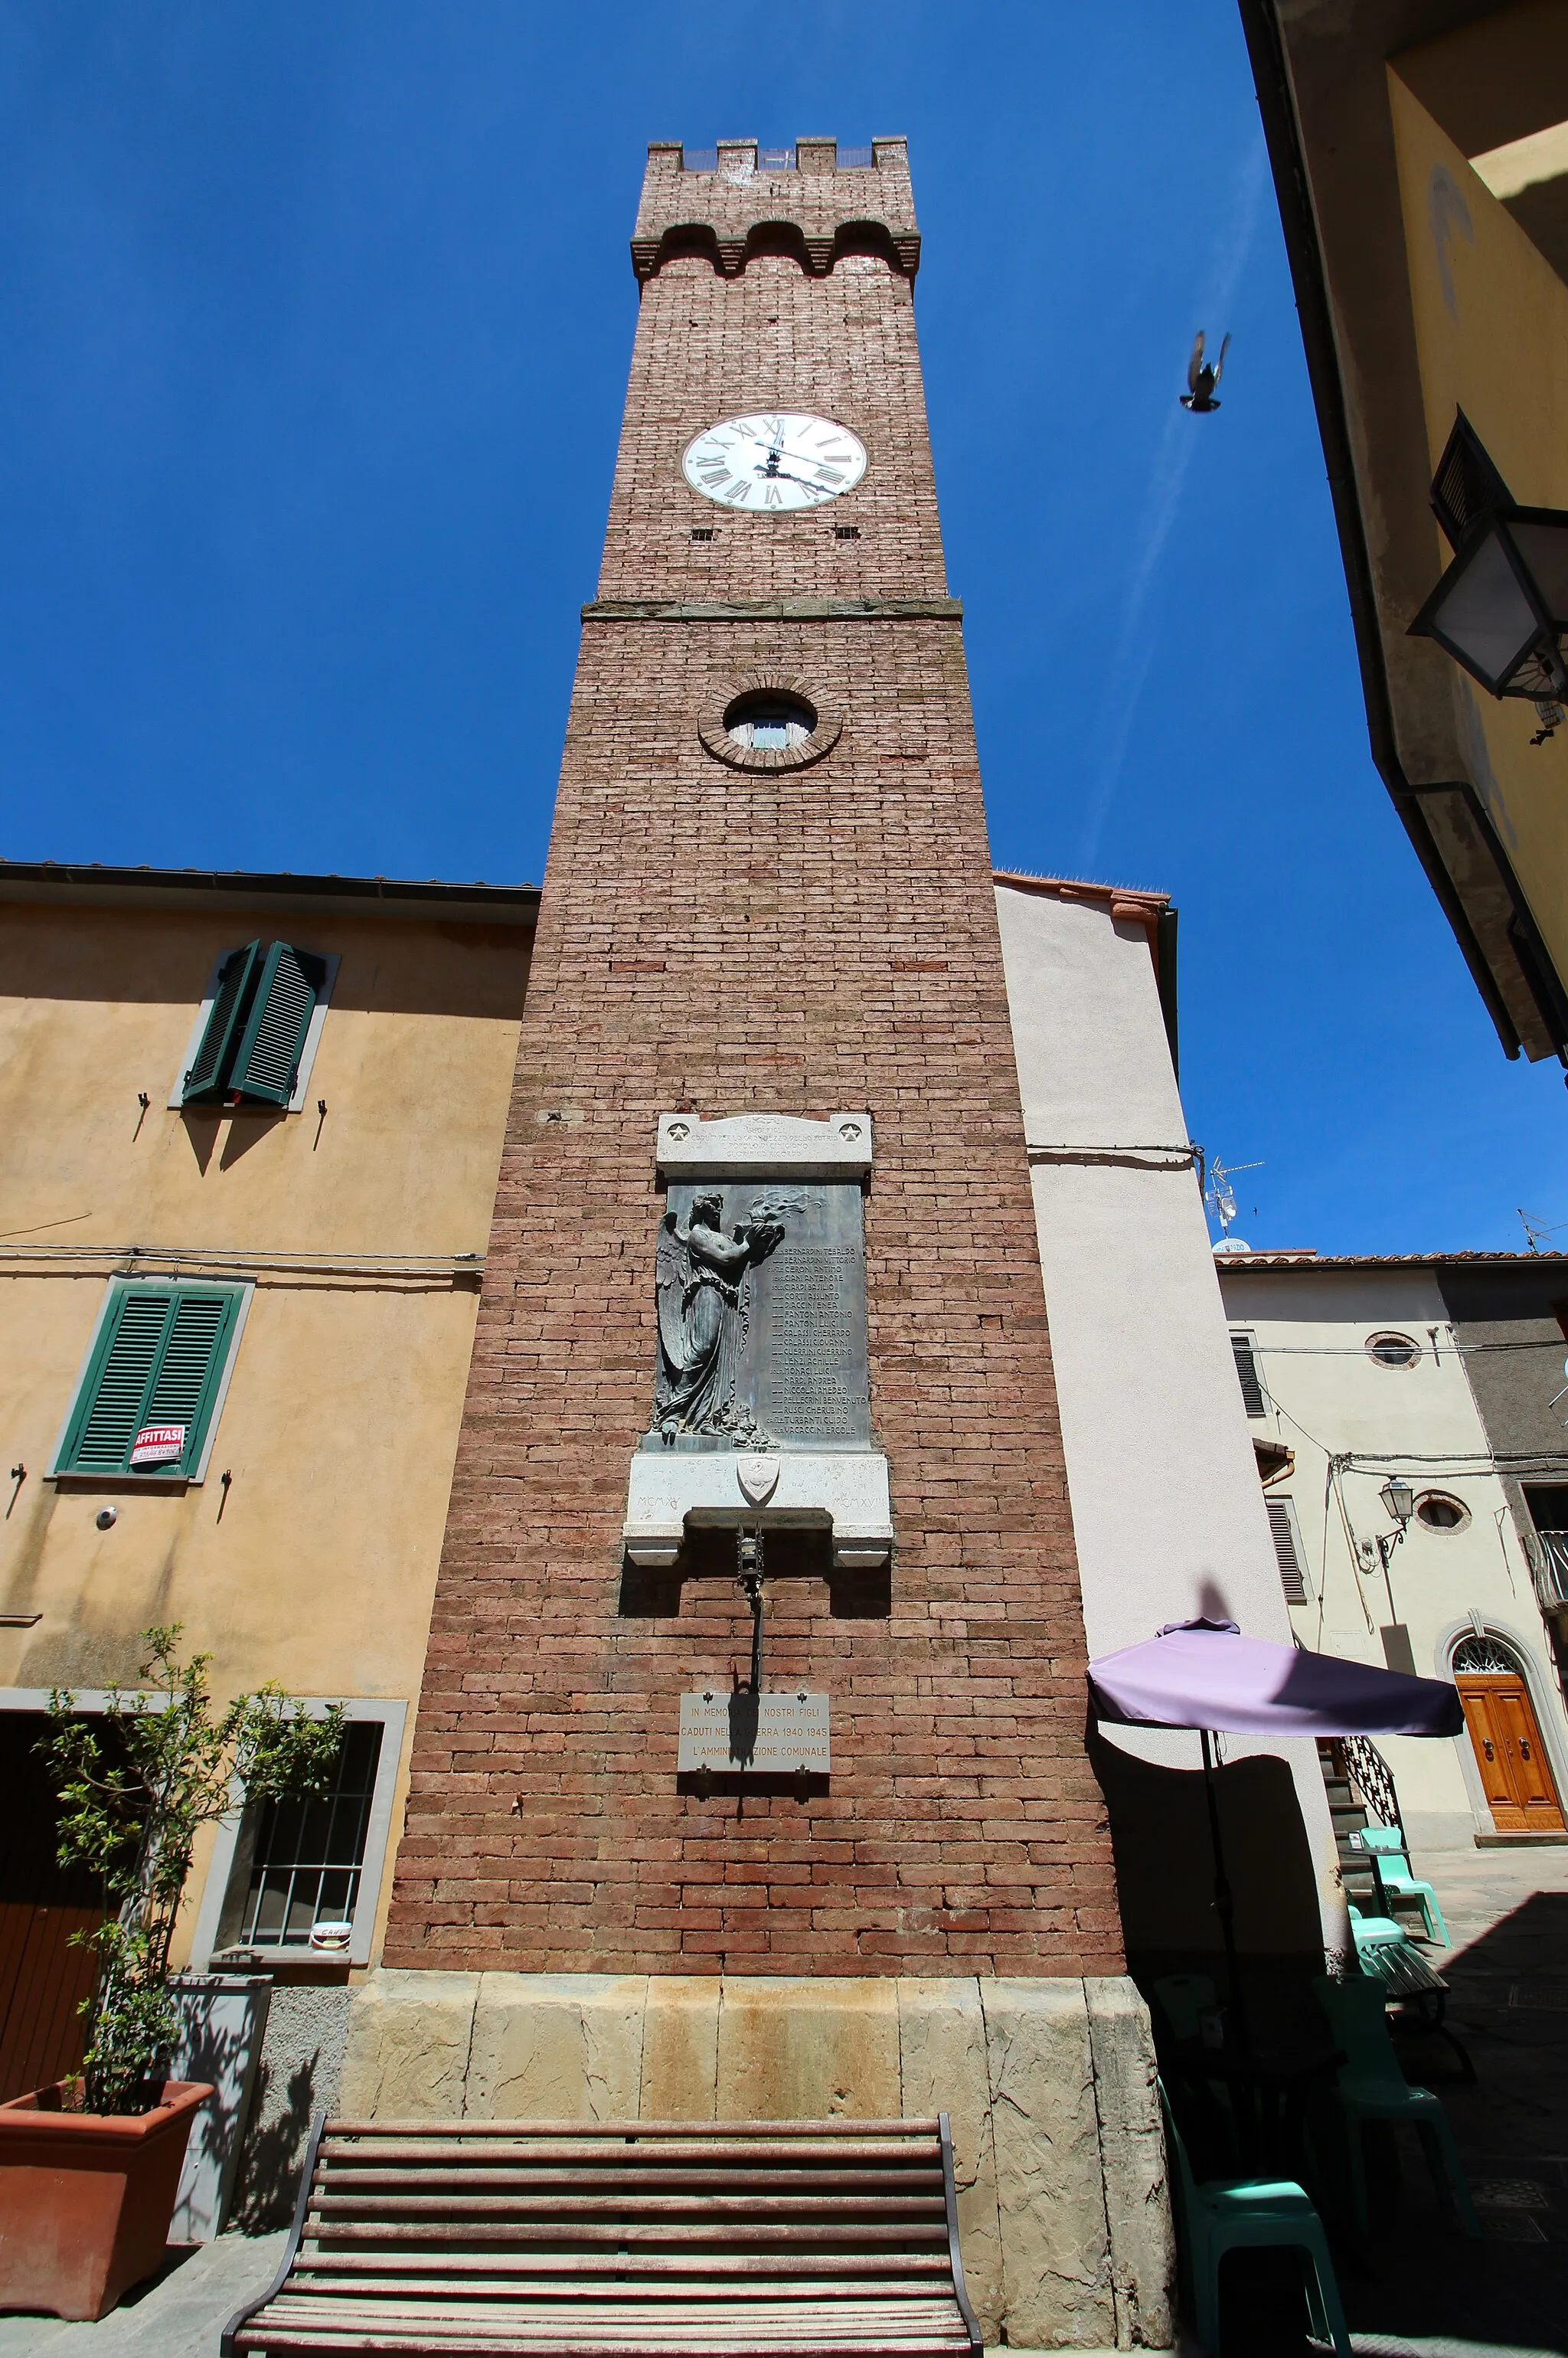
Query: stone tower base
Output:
[[338, 1970, 1174, 2352]]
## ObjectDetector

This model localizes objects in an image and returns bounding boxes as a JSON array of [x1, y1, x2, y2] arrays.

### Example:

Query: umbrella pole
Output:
[[1200, 1729, 1250, 2062]]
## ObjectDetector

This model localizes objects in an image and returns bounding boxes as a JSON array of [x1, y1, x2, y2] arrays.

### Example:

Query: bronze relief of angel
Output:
[[652, 1187, 788, 1441]]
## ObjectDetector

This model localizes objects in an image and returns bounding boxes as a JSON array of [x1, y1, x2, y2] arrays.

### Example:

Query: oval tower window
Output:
[[724, 691, 816, 752]]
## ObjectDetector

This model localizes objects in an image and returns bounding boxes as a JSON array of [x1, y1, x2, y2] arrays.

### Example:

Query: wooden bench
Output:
[[222, 2114, 984, 2358]]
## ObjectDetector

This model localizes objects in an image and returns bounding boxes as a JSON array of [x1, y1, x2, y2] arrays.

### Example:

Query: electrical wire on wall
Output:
[[1315, 1455, 1334, 1650], [1248, 1369, 1377, 1634], [1237, 1312, 1568, 1669], [1494, 1505, 1521, 1599], [1326, 1457, 1377, 1635]]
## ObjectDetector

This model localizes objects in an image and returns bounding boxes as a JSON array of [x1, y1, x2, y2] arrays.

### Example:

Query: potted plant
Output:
[[0, 1627, 343, 2321]]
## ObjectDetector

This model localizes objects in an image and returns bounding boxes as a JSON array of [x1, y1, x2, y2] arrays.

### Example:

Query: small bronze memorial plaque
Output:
[[678, 1689, 831, 1773]]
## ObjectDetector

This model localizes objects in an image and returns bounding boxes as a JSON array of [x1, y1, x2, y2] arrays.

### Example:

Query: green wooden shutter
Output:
[[59, 1284, 244, 1477], [1230, 1332, 1266, 1417], [142, 1293, 243, 1460], [64, 1291, 177, 1473], [182, 943, 263, 1104], [229, 944, 326, 1107]]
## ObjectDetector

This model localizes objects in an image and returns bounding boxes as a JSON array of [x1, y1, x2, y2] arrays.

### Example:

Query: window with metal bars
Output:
[[1230, 1330, 1266, 1417], [52, 1280, 247, 1480], [179, 940, 332, 1110], [237, 1720, 384, 1947], [1266, 1497, 1310, 1604]]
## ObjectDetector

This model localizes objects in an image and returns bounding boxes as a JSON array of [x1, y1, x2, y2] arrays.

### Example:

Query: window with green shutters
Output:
[[180, 942, 332, 1109], [1266, 1496, 1311, 1605], [1230, 1330, 1267, 1418], [54, 1282, 248, 1480], [181, 943, 263, 1102]]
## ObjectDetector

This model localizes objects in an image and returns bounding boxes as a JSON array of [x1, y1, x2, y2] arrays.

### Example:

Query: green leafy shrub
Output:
[[44, 1626, 344, 2115]]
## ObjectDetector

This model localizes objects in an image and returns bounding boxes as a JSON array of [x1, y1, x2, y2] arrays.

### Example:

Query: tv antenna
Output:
[[1206, 1155, 1262, 1240], [1519, 1207, 1568, 1254]]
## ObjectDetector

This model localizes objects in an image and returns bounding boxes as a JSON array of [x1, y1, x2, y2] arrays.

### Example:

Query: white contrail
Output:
[[1075, 136, 1268, 872]]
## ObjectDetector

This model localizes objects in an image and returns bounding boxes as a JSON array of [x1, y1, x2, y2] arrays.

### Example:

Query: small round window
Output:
[[724, 691, 816, 752], [1415, 1491, 1468, 1532], [1367, 1331, 1421, 1369]]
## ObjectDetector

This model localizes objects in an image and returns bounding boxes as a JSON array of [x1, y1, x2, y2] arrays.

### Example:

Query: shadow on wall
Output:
[[1087, 1716, 1324, 1987], [229, 2049, 321, 2231], [229, 1984, 351, 2232], [618, 1522, 890, 1622]]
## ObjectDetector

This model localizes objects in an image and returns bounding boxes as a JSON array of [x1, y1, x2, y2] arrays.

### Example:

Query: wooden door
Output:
[[1457, 1675, 1566, 1833], [0, 1713, 106, 2101]]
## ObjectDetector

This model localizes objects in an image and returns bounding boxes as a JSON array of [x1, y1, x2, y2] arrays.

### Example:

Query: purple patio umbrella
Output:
[[1088, 1617, 1463, 1741], [1086, 1619, 1462, 2042]]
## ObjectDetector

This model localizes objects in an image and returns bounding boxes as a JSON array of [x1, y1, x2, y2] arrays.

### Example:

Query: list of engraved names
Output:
[[760, 1243, 867, 1442]]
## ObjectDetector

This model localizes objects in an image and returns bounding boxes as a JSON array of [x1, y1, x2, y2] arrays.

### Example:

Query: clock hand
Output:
[[750, 467, 831, 497], [761, 442, 850, 479]]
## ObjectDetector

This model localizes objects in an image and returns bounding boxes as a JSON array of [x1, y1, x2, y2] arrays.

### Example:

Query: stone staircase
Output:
[[1318, 1738, 1384, 1914]]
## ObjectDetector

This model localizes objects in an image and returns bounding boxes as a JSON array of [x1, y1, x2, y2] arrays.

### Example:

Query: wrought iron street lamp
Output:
[[1409, 413, 1568, 732], [1367, 1477, 1417, 1670], [1380, 1477, 1415, 1529]]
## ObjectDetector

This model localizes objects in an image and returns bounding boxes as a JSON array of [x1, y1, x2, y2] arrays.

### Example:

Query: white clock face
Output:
[[682, 412, 867, 511]]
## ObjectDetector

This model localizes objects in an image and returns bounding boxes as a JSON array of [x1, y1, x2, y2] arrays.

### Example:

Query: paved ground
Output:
[[1217, 1840, 1568, 2357], [0, 2235, 286, 2358]]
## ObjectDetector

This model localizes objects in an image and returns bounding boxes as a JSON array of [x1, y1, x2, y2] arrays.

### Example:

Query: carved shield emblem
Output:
[[737, 1454, 780, 1506]]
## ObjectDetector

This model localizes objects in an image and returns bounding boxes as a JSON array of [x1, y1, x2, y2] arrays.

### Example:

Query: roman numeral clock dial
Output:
[[682, 412, 867, 512]]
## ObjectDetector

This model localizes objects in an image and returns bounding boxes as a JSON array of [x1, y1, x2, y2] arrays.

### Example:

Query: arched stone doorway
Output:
[[1452, 1631, 1566, 1834]]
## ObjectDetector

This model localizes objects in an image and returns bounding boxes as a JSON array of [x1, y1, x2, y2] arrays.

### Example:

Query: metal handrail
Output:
[[1343, 1734, 1404, 1840], [1530, 1528, 1568, 1608]]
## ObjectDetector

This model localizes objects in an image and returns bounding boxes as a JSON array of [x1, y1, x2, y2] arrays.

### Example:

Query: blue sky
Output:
[[3, 2, 1566, 1256]]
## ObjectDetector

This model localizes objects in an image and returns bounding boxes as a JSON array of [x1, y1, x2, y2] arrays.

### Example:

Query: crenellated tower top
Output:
[[631, 136, 919, 284]]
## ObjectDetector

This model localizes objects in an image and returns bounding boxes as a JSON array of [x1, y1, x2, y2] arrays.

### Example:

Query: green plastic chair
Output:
[[1160, 2080, 1351, 2357], [1312, 1975, 1479, 2237], [1346, 1900, 1401, 1941], [1354, 1825, 1449, 1944]]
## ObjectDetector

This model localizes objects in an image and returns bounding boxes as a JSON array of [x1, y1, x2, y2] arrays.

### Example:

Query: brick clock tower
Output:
[[366, 139, 1170, 2349]]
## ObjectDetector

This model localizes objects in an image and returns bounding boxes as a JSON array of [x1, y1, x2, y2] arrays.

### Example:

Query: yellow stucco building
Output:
[[1243, 0, 1568, 1061], [0, 858, 534, 2105]]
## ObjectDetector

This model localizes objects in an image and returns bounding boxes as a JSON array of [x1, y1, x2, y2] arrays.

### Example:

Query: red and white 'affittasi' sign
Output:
[[130, 1424, 186, 1468]]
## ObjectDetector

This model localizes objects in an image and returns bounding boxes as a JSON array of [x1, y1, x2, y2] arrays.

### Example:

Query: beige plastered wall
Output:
[[0, 899, 529, 1965], [995, 882, 1346, 1963], [1389, 67, 1568, 989], [1218, 1263, 1567, 1853]]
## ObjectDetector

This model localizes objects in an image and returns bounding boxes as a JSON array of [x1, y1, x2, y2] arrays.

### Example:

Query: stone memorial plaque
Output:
[[645, 1179, 871, 1451], [678, 1689, 831, 1773]]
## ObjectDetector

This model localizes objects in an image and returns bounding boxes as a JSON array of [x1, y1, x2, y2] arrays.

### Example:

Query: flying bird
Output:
[[1181, 329, 1230, 412]]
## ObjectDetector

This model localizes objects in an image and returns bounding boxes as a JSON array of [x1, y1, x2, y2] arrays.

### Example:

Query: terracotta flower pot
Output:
[[0, 2078, 212, 2321]]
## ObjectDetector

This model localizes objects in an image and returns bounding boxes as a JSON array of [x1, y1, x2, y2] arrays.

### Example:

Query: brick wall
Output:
[[602, 250, 945, 603], [384, 143, 1122, 1977]]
